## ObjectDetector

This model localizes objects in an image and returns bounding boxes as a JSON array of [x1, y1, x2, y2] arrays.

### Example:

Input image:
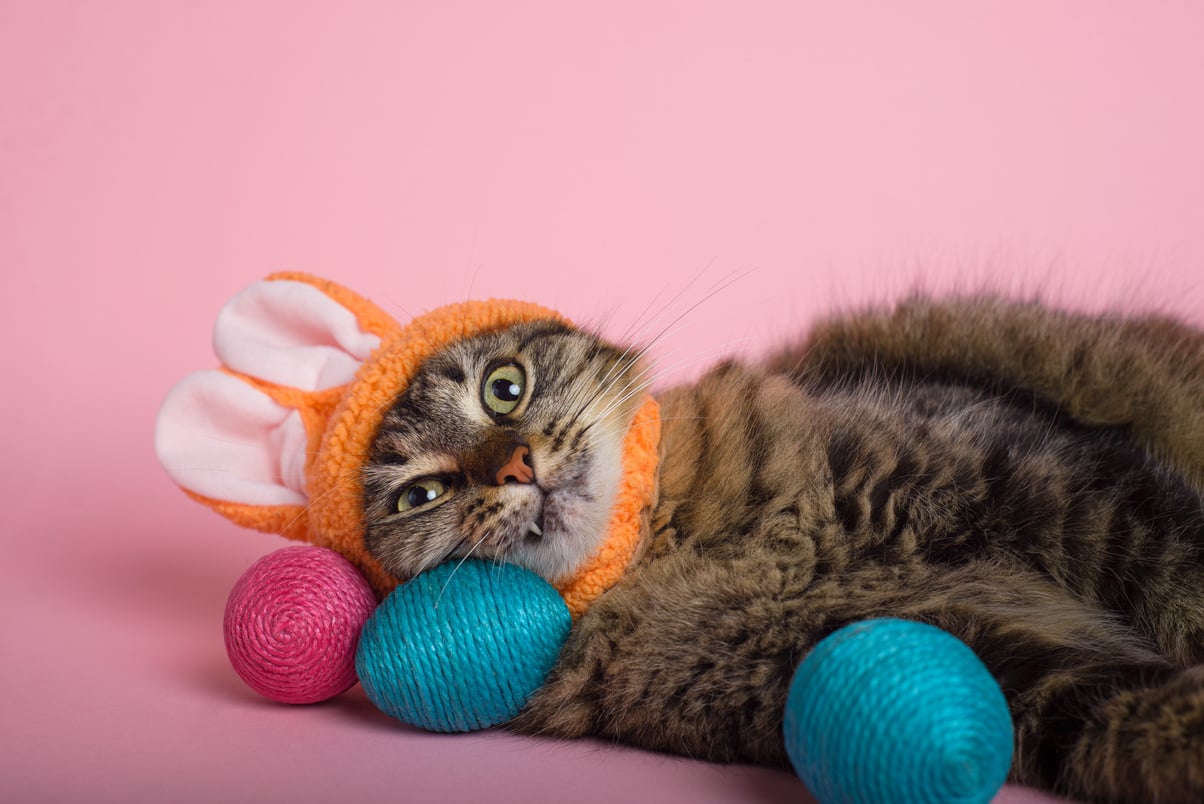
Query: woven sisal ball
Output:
[[224, 546, 377, 704], [784, 618, 1014, 804], [355, 559, 571, 732]]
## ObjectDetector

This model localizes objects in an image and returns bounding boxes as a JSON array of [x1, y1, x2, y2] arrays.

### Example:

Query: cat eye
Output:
[[396, 477, 451, 513], [481, 362, 527, 416]]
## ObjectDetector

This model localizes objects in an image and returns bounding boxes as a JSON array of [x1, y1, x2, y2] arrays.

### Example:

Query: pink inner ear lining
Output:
[[154, 369, 310, 507], [271, 409, 309, 497], [214, 279, 384, 391], [265, 271, 403, 341]]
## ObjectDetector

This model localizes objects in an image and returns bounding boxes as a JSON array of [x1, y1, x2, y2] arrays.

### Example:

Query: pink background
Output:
[[3, 2, 1201, 802]]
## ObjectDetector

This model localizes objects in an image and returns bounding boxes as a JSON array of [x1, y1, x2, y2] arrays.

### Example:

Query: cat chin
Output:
[[509, 487, 611, 582]]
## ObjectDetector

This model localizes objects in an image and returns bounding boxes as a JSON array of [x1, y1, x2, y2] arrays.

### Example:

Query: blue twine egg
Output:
[[784, 618, 1014, 804], [355, 559, 571, 732]]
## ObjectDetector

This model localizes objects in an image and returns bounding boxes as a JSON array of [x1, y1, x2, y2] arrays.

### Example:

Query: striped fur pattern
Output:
[[364, 296, 1204, 803]]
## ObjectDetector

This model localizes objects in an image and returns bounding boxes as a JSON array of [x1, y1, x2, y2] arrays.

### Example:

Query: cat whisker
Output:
[[560, 355, 656, 445], [610, 270, 689, 347], [582, 375, 655, 434], [626, 268, 752, 362], [572, 319, 747, 434], [567, 334, 651, 428], [611, 261, 737, 353], [275, 473, 361, 537], [554, 350, 647, 440], [586, 415, 708, 444], [570, 365, 653, 437], [584, 337, 755, 433], [628, 335, 756, 391], [435, 530, 491, 609], [566, 363, 646, 435], [563, 330, 677, 431], [565, 268, 748, 432]]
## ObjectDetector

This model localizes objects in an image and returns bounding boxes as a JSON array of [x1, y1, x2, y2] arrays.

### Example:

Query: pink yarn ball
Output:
[[224, 546, 377, 704]]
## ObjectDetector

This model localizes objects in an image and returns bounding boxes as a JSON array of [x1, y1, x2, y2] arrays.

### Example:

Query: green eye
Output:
[[396, 477, 451, 512], [482, 363, 527, 415]]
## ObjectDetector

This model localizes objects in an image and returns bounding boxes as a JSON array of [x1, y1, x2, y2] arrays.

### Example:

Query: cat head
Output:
[[361, 319, 645, 583], [155, 273, 660, 608]]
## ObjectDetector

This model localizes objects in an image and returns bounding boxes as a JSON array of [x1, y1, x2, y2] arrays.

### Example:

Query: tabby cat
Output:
[[360, 295, 1204, 803]]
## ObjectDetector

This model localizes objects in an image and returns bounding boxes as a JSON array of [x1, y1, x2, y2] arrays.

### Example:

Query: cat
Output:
[[359, 294, 1204, 804]]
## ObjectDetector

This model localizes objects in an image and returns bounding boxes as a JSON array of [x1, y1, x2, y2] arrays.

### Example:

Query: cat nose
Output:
[[494, 444, 536, 486]]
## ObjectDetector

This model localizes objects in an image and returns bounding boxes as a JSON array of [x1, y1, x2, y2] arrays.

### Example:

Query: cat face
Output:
[[362, 320, 646, 583]]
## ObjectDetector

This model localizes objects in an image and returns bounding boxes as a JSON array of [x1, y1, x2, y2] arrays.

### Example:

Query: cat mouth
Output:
[[502, 480, 613, 582]]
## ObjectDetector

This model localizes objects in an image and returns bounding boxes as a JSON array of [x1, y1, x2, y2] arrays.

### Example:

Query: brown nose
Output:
[[494, 444, 535, 485]]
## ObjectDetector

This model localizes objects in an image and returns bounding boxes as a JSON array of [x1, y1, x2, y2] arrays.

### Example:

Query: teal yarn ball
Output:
[[355, 559, 571, 732], [784, 619, 1014, 804]]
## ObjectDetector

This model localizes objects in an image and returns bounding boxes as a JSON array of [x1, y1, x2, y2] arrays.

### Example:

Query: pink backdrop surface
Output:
[[2, 2, 1201, 802]]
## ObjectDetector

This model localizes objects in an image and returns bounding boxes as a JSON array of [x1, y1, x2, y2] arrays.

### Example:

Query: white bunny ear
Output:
[[155, 370, 309, 507], [213, 279, 382, 391]]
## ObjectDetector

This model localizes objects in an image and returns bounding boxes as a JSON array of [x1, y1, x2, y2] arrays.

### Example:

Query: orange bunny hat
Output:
[[155, 273, 661, 616]]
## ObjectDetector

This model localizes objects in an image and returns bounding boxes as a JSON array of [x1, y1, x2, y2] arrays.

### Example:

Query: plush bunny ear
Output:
[[214, 279, 382, 391], [155, 370, 309, 507], [155, 276, 393, 520]]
